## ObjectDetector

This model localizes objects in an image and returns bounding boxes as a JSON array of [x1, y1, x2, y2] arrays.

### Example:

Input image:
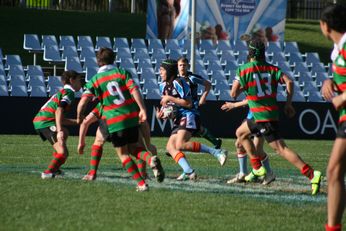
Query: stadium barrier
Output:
[[0, 97, 338, 140]]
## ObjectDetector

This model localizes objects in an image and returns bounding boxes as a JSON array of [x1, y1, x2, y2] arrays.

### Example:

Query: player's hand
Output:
[[78, 142, 85, 155], [332, 93, 346, 111], [57, 130, 65, 146], [77, 115, 85, 125], [160, 95, 171, 106], [284, 103, 296, 118], [221, 102, 235, 112], [138, 109, 147, 123], [321, 79, 335, 101], [155, 107, 164, 119]]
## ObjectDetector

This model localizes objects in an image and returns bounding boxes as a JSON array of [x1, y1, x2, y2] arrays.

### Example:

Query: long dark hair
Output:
[[321, 4, 346, 33]]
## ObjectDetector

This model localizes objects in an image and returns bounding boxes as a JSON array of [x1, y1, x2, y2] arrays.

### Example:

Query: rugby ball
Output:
[[160, 105, 175, 119]]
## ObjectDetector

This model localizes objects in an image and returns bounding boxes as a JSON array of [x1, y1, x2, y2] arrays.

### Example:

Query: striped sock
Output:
[[134, 147, 153, 166], [88, 145, 103, 176], [191, 141, 219, 158], [250, 157, 262, 170], [136, 159, 147, 179], [301, 164, 314, 180], [44, 152, 66, 174], [122, 157, 145, 186], [237, 152, 248, 174], [174, 152, 193, 174], [260, 155, 272, 174], [325, 224, 342, 231]]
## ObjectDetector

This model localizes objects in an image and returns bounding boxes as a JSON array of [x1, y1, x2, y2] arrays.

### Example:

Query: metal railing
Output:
[[286, 0, 336, 20]]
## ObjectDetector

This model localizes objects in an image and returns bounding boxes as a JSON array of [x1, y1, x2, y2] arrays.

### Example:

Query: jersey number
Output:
[[106, 81, 125, 105], [253, 73, 272, 97]]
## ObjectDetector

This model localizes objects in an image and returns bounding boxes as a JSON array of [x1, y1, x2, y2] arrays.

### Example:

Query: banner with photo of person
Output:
[[146, 0, 287, 42]]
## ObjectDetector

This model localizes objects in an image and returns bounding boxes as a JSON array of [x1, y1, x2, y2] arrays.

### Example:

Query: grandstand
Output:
[[1, 34, 331, 102]]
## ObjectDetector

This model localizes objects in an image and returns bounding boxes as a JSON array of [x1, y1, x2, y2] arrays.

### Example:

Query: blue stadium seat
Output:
[[95, 36, 112, 50], [210, 70, 227, 85], [85, 66, 99, 82], [83, 57, 98, 70], [151, 48, 167, 63], [145, 88, 161, 100], [65, 56, 83, 73], [288, 52, 304, 65], [307, 90, 324, 102], [43, 45, 63, 62], [140, 68, 156, 82], [142, 78, 159, 90], [216, 40, 233, 54], [49, 85, 63, 97], [224, 60, 238, 74], [77, 35, 94, 51], [4, 55, 22, 70], [277, 61, 291, 73], [220, 50, 236, 65], [10, 85, 28, 97], [59, 35, 76, 50], [293, 62, 309, 74], [207, 60, 223, 74], [7, 64, 25, 80], [234, 40, 247, 54], [277, 91, 286, 101], [272, 52, 287, 63], [30, 85, 47, 97], [266, 41, 282, 54], [296, 71, 313, 82], [292, 91, 306, 102], [131, 38, 147, 51], [284, 41, 300, 54], [310, 62, 326, 74], [203, 50, 219, 64], [28, 75, 46, 87], [47, 76, 63, 88], [80, 46, 96, 61], [116, 47, 132, 61], [23, 34, 42, 65], [0, 84, 8, 96], [119, 57, 135, 69], [214, 79, 230, 92], [148, 38, 164, 53], [114, 37, 129, 51], [218, 90, 232, 101], [42, 35, 59, 49], [302, 80, 318, 94], [199, 39, 215, 53], [314, 72, 329, 85], [167, 48, 182, 60], [137, 58, 152, 71], [165, 39, 180, 51], [9, 75, 26, 87], [237, 51, 248, 64], [235, 92, 246, 101], [61, 45, 79, 60], [206, 90, 217, 101], [27, 65, 44, 77], [133, 48, 150, 61], [194, 59, 206, 73], [0, 74, 6, 86], [305, 52, 321, 64]]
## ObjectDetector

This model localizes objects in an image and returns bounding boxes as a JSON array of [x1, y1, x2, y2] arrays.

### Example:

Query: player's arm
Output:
[[230, 79, 242, 99], [221, 99, 248, 112], [55, 106, 65, 146], [161, 95, 192, 108], [131, 88, 147, 123], [77, 95, 92, 124], [78, 112, 98, 155], [198, 79, 211, 106], [321, 78, 336, 101], [281, 73, 295, 118]]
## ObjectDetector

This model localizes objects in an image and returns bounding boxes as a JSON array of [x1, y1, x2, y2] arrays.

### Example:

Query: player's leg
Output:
[[198, 125, 222, 149], [236, 121, 266, 182], [227, 138, 247, 184], [83, 126, 106, 181], [111, 126, 148, 191], [326, 138, 346, 230], [41, 127, 69, 179], [255, 136, 275, 185], [167, 130, 196, 181]]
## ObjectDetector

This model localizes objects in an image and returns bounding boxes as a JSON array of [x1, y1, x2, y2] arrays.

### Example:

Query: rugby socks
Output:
[[136, 159, 147, 179], [191, 141, 219, 158], [174, 152, 194, 174], [250, 157, 262, 170], [134, 148, 153, 166], [122, 157, 145, 186], [260, 155, 272, 174], [237, 152, 248, 175], [87, 145, 103, 176], [199, 128, 219, 147], [325, 224, 341, 231], [301, 164, 314, 180], [44, 152, 66, 174]]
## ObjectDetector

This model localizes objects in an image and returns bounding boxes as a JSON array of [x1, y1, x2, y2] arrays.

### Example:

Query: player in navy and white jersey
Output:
[[177, 57, 222, 149], [157, 59, 228, 181]]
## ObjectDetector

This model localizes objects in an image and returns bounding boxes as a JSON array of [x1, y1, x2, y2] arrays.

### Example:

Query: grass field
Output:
[[1, 134, 344, 231]]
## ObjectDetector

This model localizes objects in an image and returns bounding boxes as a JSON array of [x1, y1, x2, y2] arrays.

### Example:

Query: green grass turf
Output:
[[0, 134, 344, 231]]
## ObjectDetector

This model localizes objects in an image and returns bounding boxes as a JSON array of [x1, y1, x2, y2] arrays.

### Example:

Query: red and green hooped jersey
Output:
[[91, 102, 106, 120], [83, 67, 139, 133], [332, 36, 346, 123], [236, 61, 284, 122], [33, 85, 76, 130]]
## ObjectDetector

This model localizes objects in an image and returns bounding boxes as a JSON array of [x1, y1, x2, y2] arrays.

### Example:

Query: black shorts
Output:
[[109, 126, 139, 147], [171, 114, 200, 135], [99, 119, 111, 142], [336, 121, 346, 138], [245, 119, 262, 137], [247, 121, 281, 143], [36, 126, 57, 145]]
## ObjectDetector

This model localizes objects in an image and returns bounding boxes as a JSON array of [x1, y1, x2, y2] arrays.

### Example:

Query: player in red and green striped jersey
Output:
[[231, 38, 322, 195], [77, 48, 164, 192], [33, 70, 82, 179], [320, 4, 346, 231]]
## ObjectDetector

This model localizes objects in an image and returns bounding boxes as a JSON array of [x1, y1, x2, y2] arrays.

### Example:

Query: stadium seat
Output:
[[140, 68, 156, 82], [65, 56, 83, 73], [10, 85, 28, 97], [210, 70, 227, 85], [59, 35, 76, 50], [293, 62, 309, 74], [118, 57, 135, 69], [48, 85, 63, 97], [216, 40, 233, 54], [147, 38, 164, 53], [314, 72, 329, 85], [0, 74, 6, 86], [30, 85, 47, 97], [95, 36, 112, 50], [292, 91, 306, 102], [214, 79, 230, 92], [235, 92, 246, 101], [116, 47, 132, 61], [302, 80, 318, 94], [276, 61, 291, 73], [77, 35, 94, 51], [7, 64, 25, 80], [83, 57, 98, 70], [233, 40, 247, 54], [136, 58, 152, 71], [131, 38, 147, 51], [277, 91, 286, 101], [224, 60, 238, 74], [133, 48, 150, 61], [272, 52, 287, 63], [23, 34, 42, 65], [199, 39, 215, 53], [47, 76, 63, 88], [165, 39, 180, 51], [9, 75, 26, 87], [218, 90, 232, 101], [43, 45, 64, 76], [194, 59, 206, 73], [296, 71, 313, 82], [307, 90, 324, 102], [206, 90, 217, 101], [151, 48, 167, 63], [42, 35, 59, 49], [114, 37, 129, 51], [207, 60, 223, 74], [284, 41, 300, 54], [4, 55, 22, 70], [0, 84, 8, 96], [61, 45, 79, 60], [145, 88, 161, 100], [288, 52, 304, 65], [142, 78, 159, 90], [327, 62, 333, 77], [220, 50, 236, 65], [305, 52, 321, 64], [167, 48, 182, 60], [85, 66, 99, 82], [237, 51, 248, 64], [203, 50, 219, 64], [28, 75, 46, 87], [26, 65, 44, 77], [80, 46, 96, 61], [266, 41, 282, 54], [310, 62, 326, 74]]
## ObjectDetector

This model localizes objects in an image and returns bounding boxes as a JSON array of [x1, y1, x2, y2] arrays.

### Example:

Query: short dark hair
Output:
[[61, 70, 80, 85], [177, 56, 189, 63], [248, 38, 265, 61], [97, 47, 115, 66], [321, 4, 346, 33]]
